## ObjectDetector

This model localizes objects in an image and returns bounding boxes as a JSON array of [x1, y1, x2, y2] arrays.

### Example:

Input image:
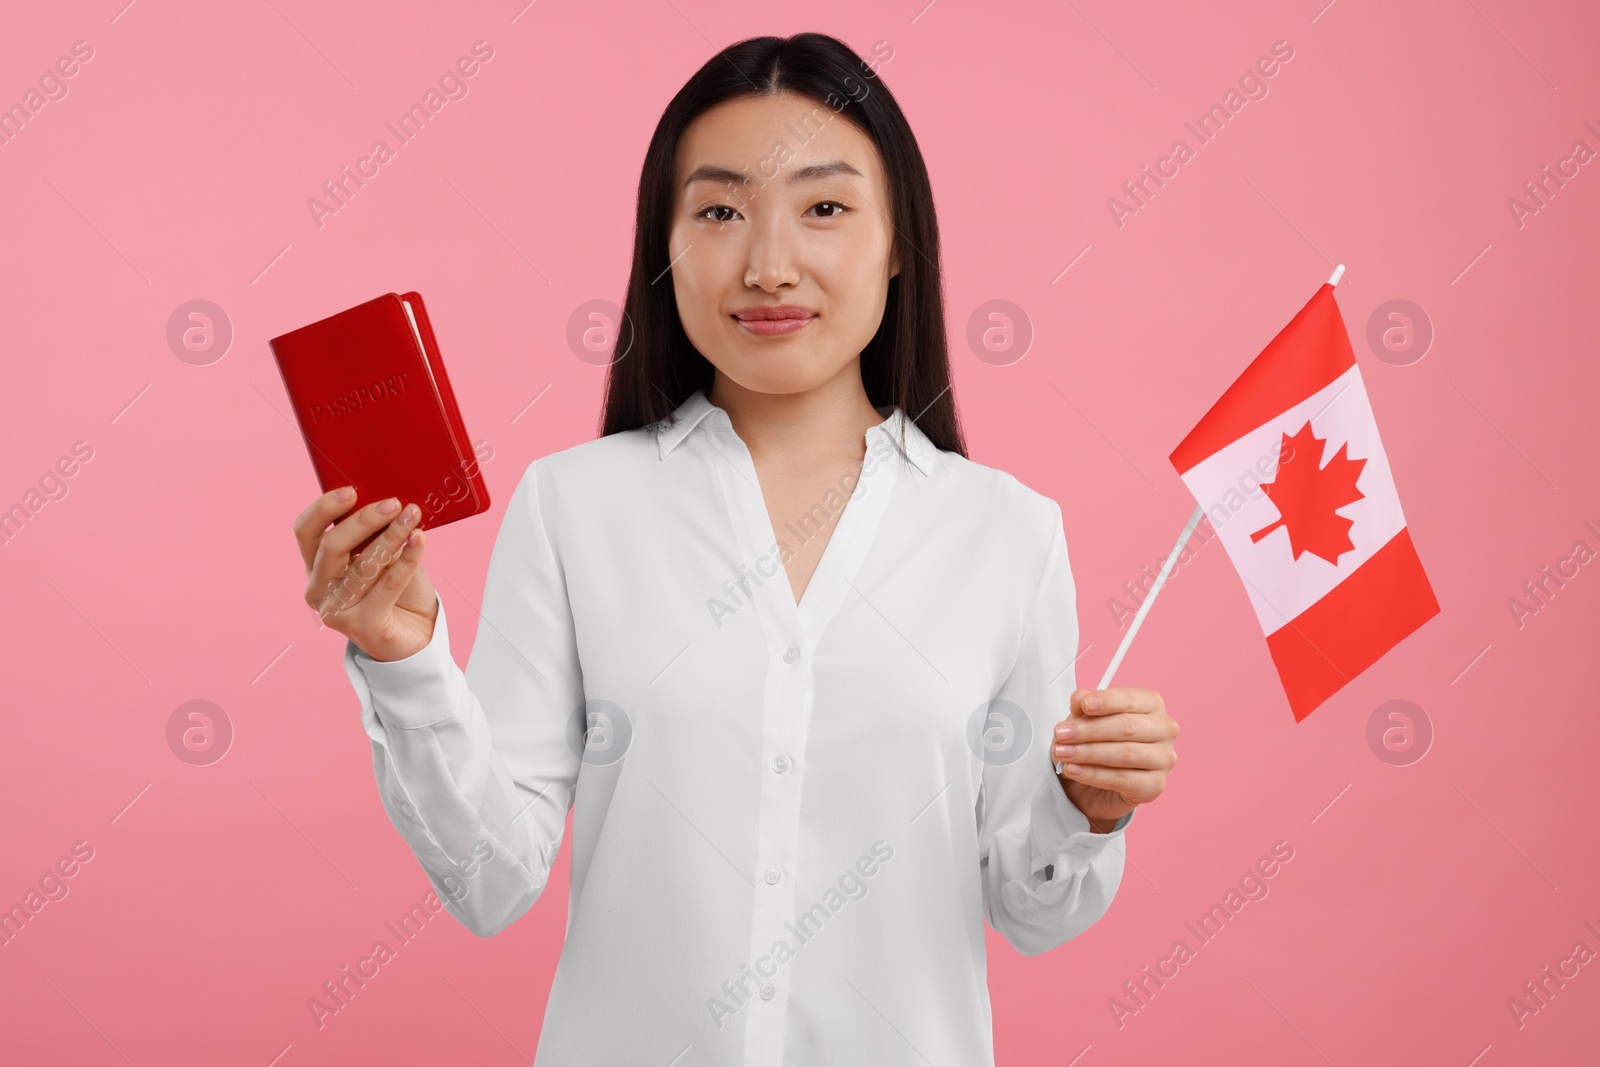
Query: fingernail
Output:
[[400, 503, 420, 524], [1084, 695, 1101, 712], [1055, 744, 1076, 758], [1056, 723, 1078, 740], [377, 498, 400, 515], [336, 486, 355, 501], [1066, 764, 1082, 774]]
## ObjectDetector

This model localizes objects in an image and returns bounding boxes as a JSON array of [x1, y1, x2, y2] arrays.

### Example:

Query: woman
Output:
[[294, 32, 1177, 1066]]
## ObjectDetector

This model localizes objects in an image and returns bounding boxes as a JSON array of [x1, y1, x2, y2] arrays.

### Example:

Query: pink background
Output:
[[3, 0, 1597, 1063]]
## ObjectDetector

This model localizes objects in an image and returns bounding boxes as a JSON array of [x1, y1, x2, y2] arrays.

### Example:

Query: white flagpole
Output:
[[1056, 505, 1204, 775]]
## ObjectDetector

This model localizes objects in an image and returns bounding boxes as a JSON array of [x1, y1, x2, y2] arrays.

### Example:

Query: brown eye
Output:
[[698, 204, 739, 223], [807, 201, 848, 218]]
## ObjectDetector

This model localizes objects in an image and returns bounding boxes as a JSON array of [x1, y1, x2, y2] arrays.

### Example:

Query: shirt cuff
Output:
[[343, 590, 460, 729], [1028, 760, 1134, 877]]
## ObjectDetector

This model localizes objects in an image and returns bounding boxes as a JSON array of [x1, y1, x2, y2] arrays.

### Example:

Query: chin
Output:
[[708, 357, 833, 398]]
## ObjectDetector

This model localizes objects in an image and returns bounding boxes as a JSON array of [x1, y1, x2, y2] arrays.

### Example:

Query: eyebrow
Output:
[[684, 160, 864, 188]]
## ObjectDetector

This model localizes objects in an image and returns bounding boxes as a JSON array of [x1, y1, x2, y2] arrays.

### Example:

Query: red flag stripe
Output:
[[1170, 285, 1357, 476], [1264, 526, 1441, 721]]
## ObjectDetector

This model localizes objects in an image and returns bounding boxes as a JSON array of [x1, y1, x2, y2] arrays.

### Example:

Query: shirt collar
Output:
[[654, 388, 939, 476]]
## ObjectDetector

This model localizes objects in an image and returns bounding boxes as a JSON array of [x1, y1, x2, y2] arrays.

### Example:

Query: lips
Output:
[[732, 306, 817, 321], [732, 306, 817, 337]]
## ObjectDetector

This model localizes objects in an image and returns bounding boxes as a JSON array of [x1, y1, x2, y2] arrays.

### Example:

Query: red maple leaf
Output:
[[1249, 421, 1367, 564]]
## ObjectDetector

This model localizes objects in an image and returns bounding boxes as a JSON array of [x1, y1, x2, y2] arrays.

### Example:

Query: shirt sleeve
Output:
[[976, 497, 1135, 957], [342, 458, 585, 937]]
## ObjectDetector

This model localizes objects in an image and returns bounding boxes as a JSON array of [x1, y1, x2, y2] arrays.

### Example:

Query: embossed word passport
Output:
[[269, 292, 489, 539]]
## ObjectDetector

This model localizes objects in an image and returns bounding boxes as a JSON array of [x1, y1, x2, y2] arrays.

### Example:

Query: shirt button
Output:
[[759, 983, 776, 1000], [764, 866, 782, 885], [782, 645, 800, 663], [772, 754, 790, 773]]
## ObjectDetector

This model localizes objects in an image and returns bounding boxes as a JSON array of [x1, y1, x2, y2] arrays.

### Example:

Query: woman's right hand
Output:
[[294, 487, 439, 662]]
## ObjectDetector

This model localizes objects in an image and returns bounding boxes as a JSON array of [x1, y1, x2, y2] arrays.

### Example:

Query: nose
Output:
[[742, 215, 801, 291]]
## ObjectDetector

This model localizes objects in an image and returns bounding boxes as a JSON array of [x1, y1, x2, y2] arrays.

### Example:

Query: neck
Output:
[[707, 364, 886, 468]]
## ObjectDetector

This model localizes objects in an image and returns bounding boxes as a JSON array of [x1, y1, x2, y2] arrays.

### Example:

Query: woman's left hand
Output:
[[1053, 686, 1178, 830]]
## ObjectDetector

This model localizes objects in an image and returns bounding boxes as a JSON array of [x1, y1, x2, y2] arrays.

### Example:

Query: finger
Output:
[[293, 486, 359, 571], [1057, 761, 1157, 797], [1051, 739, 1166, 771], [1075, 686, 1161, 716], [1056, 711, 1164, 745], [306, 497, 409, 596], [344, 524, 426, 622], [317, 504, 423, 616]]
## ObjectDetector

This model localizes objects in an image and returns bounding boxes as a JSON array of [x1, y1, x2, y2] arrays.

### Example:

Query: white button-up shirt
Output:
[[344, 388, 1133, 1066]]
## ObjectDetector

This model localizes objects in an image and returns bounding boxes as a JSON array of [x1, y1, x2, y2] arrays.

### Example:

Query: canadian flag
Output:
[[1168, 272, 1440, 721]]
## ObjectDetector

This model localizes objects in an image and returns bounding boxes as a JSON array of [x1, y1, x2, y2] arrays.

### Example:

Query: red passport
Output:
[[269, 292, 489, 541]]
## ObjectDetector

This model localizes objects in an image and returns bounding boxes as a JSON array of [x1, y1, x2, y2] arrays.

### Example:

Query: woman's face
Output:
[[668, 91, 901, 397]]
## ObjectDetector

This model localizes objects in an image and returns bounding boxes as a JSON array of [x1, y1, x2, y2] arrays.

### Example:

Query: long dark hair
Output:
[[598, 32, 966, 459]]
